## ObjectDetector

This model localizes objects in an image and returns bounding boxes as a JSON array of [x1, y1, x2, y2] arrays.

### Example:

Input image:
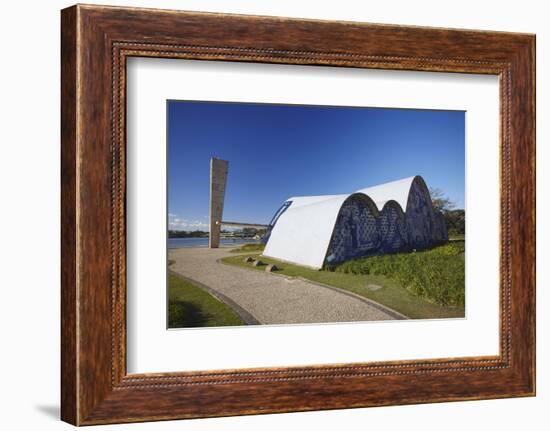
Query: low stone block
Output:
[[252, 259, 264, 267], [243, 256, 254, 263], [265, 264, 278, 272]]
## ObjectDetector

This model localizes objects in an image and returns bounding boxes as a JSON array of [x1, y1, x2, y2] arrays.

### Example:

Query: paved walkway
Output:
[[169, 247, 400, 324]]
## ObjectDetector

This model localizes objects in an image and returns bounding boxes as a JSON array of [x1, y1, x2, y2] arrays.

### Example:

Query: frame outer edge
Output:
[[61, 4, 536, 425], [531, 35, 536, 396], [61, 5, 79, 426], [523, 35, 537, 396], [526, 35, 536, 395], [504, 35, 536, 396]]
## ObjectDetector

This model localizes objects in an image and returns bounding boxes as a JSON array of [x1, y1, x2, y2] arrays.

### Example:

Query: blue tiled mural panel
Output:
[[326, 181, 448, 264]]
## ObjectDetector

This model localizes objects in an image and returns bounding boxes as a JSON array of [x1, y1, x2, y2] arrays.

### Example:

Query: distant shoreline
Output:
[[168, 237, 260, 249]]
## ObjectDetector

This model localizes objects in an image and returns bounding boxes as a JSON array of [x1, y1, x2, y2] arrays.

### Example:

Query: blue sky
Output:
[[168, 101, 465, 231]]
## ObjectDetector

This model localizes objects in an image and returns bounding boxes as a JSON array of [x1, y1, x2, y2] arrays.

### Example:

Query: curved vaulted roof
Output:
[[357, 176, 416, 211], [262, 176, 430, 269]]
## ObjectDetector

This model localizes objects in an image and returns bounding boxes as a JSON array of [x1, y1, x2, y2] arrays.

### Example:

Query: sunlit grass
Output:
[[168, 272, 245, 328]]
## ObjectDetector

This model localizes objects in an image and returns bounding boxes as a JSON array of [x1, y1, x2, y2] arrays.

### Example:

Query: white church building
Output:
[[262, 176, 448, 269]]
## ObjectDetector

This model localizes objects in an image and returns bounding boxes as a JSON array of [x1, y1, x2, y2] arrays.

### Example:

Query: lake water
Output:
[[168, 237, 261, 249]]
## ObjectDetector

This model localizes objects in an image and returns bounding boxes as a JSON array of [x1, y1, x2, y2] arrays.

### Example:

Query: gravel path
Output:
[[169, 247, 399, 324]]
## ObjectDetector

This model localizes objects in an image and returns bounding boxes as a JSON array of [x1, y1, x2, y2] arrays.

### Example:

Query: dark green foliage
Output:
[[443, 209, 465, 236], [334, 241, 465, 307], [428, 187, 465, 236]]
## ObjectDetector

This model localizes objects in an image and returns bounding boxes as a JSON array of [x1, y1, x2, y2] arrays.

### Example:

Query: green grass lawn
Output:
[[168, 272, 245, 328], [222, 242, 465, 320]]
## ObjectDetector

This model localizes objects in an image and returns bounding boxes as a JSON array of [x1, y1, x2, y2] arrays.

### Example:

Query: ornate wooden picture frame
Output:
[[61, 4, 535, 425]]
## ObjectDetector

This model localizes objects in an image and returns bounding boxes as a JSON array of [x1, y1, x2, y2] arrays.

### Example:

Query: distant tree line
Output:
[[442, 210, 465, 236], [168, 230, 208, 238], [168, 227, 267, 239], [430, 187, 465, 236]]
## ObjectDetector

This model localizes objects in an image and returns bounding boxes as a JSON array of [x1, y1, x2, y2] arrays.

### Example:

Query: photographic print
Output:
[[167, 101, 465, 329]]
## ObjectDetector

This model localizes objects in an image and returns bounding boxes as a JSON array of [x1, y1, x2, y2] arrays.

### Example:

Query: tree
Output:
[[429, 187, 465, 236], [429, 187, 456, 212]]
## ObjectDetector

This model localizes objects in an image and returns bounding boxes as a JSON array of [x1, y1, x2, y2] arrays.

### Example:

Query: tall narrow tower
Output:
[[209, 158, 228, 248]]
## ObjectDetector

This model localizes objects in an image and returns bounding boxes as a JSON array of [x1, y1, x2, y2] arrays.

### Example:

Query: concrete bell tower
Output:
[[209, 158, 228, 248]]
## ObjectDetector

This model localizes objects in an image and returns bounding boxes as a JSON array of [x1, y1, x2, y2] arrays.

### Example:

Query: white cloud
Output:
[[168, 214, 209, 231]]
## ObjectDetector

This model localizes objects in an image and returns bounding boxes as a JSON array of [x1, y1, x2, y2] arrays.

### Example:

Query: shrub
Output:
[[333, 242, 465, 307]]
